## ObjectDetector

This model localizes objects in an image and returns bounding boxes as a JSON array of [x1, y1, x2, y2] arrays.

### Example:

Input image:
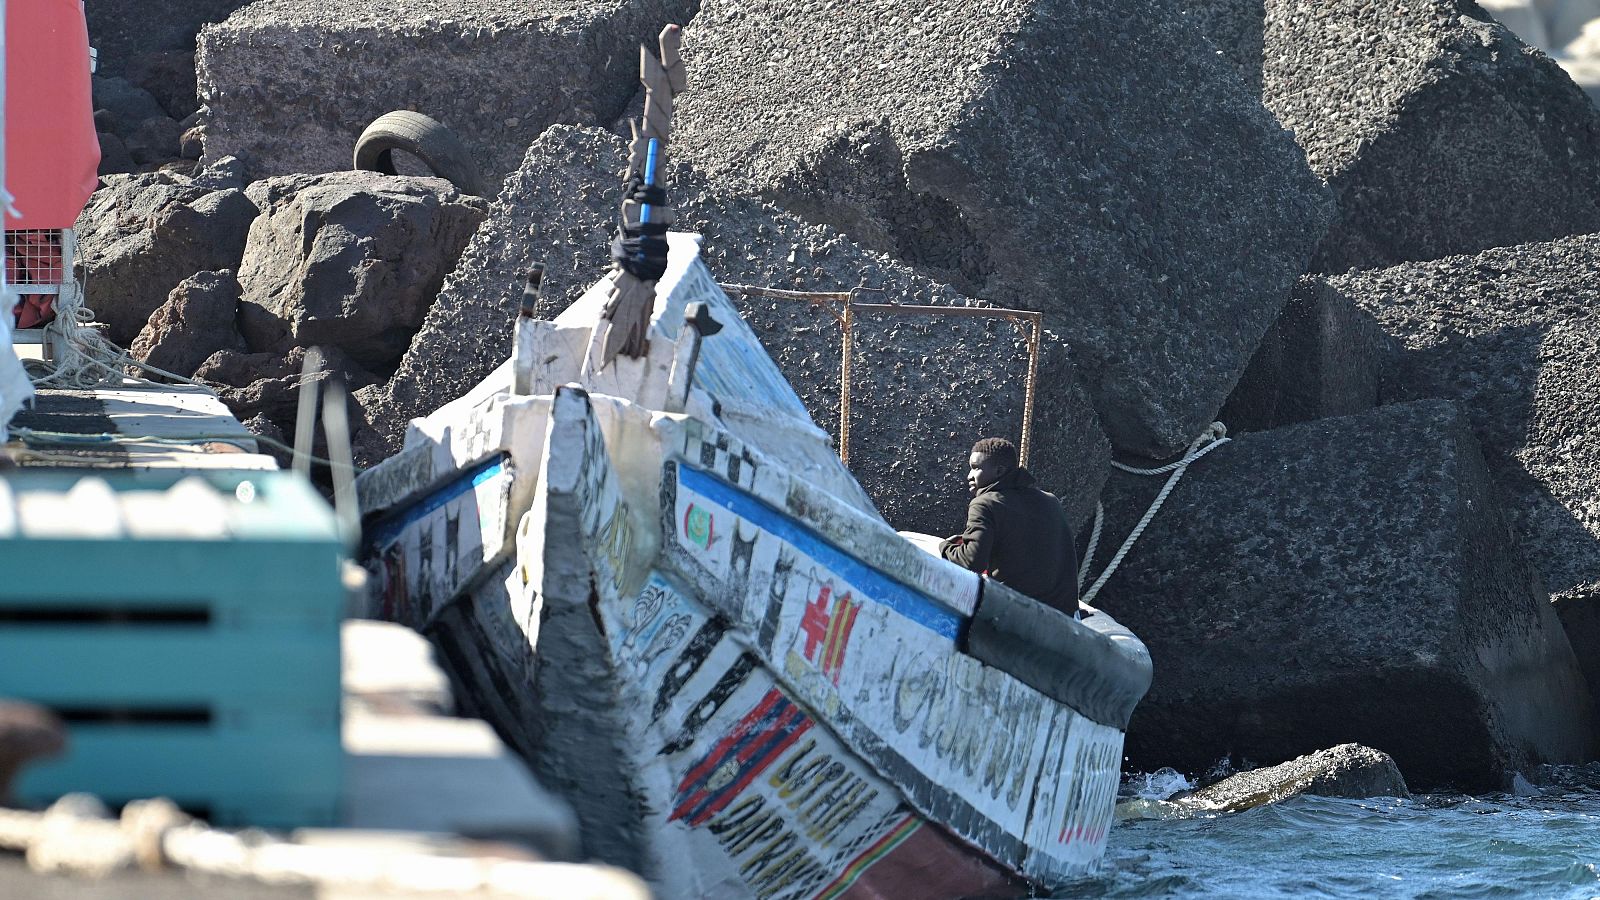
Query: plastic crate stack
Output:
[[0, 470, 345, 827]]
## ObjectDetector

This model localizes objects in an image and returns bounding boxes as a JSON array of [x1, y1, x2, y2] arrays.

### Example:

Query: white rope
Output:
[[1078, 422, 1230, 605], [23, 241, 215, 393]]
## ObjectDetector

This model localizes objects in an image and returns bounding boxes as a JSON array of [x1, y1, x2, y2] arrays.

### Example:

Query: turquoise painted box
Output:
[[0, 469, 344, 827]]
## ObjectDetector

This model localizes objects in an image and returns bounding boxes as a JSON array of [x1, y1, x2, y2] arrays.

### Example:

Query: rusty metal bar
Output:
[[840, 301, 853, 465], [720, 283, 849, 324], [718, 284, 1043, 468], [847, 302, 1043, 326]]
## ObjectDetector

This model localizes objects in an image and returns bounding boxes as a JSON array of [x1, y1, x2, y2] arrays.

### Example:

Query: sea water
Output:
[[1050, 766, 1600, 898]]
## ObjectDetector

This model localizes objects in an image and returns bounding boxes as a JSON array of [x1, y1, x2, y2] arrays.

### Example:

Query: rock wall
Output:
[[197, 0, 696, 186], [1094, 400, 1595, 791], [359, 126, 1110, 535], [1193, 0, 1600, 273], [670, 0, 1333, 457]]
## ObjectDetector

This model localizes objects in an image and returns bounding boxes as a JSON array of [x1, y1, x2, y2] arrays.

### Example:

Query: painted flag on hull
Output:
[[671, 689, 814, 827]]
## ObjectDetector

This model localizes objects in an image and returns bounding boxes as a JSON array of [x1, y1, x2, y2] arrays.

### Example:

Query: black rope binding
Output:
[[610, 174, 670, 282]]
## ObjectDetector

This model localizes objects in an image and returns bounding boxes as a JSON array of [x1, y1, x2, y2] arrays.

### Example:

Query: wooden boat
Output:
[[353, 25, 1151, 898], [356, 233, 1152, 900]]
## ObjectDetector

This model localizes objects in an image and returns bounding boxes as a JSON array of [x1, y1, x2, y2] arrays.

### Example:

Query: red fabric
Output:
[[5, 0, 98, 230]]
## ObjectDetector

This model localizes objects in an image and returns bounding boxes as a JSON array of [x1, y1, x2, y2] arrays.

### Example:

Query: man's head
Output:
[[967, 437, 1018, 496]]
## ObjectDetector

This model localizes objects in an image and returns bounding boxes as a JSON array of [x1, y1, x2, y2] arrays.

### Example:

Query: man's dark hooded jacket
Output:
[[939, 466, 1079, 615]]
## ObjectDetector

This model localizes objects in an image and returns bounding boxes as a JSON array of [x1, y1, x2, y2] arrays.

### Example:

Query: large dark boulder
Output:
[[1220, 276, 1399, 433], [1184, 744, 1409, 812], [1094, 400, 1595, 791], [1194, 0, 1600, 272], [196, 0, 696, 186], [131, 269, 248, 378], [123, 51, 202, 121], [85, 0, 252, 77], [1316, 235, 1600, 695], [671, 0, 1334, 457], [74, 160, 257, 346], [360, 125, 1110, 534], [1182, 0, 1266, 91], [90, 76, 168, 135], [235, 171, 486, 372]]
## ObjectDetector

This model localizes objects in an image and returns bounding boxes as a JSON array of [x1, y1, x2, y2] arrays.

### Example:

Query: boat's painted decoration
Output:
[[354, 238, 1151, 896]]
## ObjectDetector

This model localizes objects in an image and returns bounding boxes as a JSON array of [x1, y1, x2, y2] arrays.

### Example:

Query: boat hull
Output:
[[356, 237, 1151, 896]]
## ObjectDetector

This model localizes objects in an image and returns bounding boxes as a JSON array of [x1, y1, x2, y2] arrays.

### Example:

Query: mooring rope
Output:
[[1077, 422, 1231, 606]]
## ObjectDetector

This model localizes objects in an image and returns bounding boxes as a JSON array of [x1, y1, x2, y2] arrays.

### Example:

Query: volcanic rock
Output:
[[85, 0, 252, 77], [1196, 0, 1600, 272], [90, 76, 167, 135], [671, 0, 1333, 457], [194, 348, 291, 387], [361, 125, 1110, 534], [207, 346, 377, 431], [1219, 276, 1399, 434], [122, 50, 202, 120], [131, 270, 248, 378], [1094, 400, 1595, 791], [74, 162, 257, 346], [241, 413, 293, 468], [1182, 0, 1266, 91], [97, 132, 135, 176], [1184, 744, 1409, 812], [196, 0, 697, 186], [179, 126, 205, 161], [1320, 235, 1600, 662], [122, 115, 183, 166], [235, 171, 486, 372]]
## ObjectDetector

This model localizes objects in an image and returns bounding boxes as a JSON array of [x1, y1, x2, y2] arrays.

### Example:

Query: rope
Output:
[[0, 795, 647, 897], [1077, 422, 1230, 605], [23, 244, 214, 393]]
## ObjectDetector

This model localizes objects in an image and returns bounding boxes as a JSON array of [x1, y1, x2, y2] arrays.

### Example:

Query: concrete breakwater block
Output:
[[1197, 0, 1600, 273], [1219, 275, 1398, 434], [1323, 235, 1600, 682], [75, 159, 257, 347], [1093, 400, 1595, 791], [196, 0, 695, 187], [670, 0, 1333, 458], [235, 170, 486, 372], [1184, 744, 1409, 813], [359, 125, 1111, 534]]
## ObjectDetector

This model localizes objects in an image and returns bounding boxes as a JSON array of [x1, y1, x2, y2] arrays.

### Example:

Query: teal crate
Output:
[[0, 469, 345, 828]]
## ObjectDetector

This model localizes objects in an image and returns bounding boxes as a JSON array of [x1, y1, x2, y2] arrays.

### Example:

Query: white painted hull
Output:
[[357, 235, 1151, 897]]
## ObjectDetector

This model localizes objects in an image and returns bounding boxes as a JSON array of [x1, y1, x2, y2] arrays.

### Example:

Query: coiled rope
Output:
[[1077, 422, 1230, 605], [23, 260, 211, 392]]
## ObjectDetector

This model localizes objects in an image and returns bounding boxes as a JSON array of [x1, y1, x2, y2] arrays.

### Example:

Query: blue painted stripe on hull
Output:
[[676, 465, 964, 640], [366, 455, 506, 548]]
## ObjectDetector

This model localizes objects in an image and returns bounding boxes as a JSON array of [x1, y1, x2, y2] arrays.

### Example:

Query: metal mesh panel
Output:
[[6, 229, 64, 290]]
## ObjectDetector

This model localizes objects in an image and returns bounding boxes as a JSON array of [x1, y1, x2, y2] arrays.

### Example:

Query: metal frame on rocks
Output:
[[719, 284, 1043, 467]]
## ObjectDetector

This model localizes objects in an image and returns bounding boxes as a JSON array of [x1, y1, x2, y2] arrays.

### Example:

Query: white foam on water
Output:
[[1123, 767, 1196, 801]]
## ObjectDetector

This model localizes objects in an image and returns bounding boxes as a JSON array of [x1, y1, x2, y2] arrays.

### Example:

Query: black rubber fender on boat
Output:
[[965, 578, 1153, 729], [353, 110, 488, 197]]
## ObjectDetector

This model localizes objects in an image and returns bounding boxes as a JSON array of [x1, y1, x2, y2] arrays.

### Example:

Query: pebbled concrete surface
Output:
[[1193, 0, 1600, 273], [356, 125, 1110, 536], [197, 0, 696, 187], [668, 0, 1333, 457], [1093, 400, 1595, 791]]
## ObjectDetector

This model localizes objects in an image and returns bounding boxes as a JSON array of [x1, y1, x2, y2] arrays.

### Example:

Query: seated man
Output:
[[940, 437, 1080, 616]]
